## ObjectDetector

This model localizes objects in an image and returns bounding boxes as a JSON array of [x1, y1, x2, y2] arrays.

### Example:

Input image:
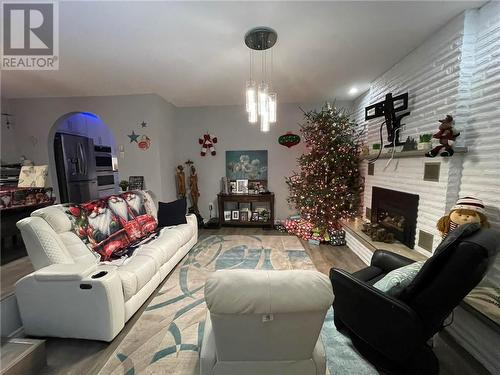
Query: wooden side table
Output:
[[217, 193, 274, 228]]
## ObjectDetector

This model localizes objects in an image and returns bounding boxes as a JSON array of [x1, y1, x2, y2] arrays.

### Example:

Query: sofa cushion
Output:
[[205, 270, 334, 315], [157, 199, 187, 228], [136, 227, 184, 266], [80, 199, 132, 261], [58, 231, 99, 265], [116, 255, 157, 301], [106, 195, 144, 242], [32, 205, 73, 233], [140, 190, 158, 219], [120, 191, 158, 235], [58, 204, 92, 246], [16, 217, 75, 270], [373, 260, 426, 297]]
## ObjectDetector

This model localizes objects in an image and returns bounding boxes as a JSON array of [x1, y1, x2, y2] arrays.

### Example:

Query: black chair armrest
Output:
[[330, 268, 424, 363], [371, 250, 415, 273]]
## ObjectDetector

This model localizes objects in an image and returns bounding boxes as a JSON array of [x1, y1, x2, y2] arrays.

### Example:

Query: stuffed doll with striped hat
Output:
[[437, 197, 490, 238]]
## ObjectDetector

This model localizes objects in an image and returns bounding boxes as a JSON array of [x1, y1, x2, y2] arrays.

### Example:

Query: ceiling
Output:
[[1, 1, 485, 106]]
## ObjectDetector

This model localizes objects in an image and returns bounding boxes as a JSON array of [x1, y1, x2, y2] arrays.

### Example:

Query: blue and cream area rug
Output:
[[99, 235, 377, 375]]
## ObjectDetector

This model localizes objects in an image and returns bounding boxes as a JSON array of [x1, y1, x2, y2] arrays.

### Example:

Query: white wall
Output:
[[2, 94, 177, 202], [2, 93, 352, 221], [350, 3, 500, 369], [0, 98, 18, 164], [352, 11, 471, 252], [174, 101, 352, 221], [353, 3, 500, 230], [458, 0, 500, 229]]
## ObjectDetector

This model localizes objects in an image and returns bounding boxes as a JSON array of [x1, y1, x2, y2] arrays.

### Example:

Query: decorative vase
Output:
[[418, 142, 431, 151]]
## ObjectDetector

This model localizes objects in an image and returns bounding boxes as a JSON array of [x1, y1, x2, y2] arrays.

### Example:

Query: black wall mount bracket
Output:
[[365, 92, 411, 148]]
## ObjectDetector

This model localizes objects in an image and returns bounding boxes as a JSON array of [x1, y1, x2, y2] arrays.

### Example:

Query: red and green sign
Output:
[[278, 132, 301, 148]]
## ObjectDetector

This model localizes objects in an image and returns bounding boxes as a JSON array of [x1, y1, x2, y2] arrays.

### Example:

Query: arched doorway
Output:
[[49, 112, 119, 203]]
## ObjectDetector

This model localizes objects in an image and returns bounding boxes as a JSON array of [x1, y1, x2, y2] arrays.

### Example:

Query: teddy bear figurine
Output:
[[436, 197, 490, 238], [425, 115, 460, 157]]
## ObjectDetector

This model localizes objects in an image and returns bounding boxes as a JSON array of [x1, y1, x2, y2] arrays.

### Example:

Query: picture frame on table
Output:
[[236, 179, 248, 194], [229, 181, 236, 193], [224, 211, 232, 221], [232, 210, 240, 220], [240, 211, 249, 221], [128, 176, 144, 190], [251, 212, 259, 221]]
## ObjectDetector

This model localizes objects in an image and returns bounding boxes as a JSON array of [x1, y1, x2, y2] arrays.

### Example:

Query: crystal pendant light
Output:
[[257, 82, 268, 116], [248, 101, 258, 123], [268, 92, 277, 123], [244, 27, 278, 132], [245, 80, 256, 113], [260, 101, 270, 132]]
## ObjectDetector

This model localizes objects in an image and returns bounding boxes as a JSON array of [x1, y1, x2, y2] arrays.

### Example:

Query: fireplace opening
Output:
[[371, 187, 419, 248]]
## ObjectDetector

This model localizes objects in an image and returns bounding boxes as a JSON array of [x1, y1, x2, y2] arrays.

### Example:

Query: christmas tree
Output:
[[286, 104, 364, 240]]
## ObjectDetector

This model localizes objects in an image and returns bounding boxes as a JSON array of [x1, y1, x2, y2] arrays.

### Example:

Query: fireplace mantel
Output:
[[360, 146, 468, 160]]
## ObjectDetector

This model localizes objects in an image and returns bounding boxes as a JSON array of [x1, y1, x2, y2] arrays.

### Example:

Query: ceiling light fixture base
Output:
[[244, 27, 278, 50]]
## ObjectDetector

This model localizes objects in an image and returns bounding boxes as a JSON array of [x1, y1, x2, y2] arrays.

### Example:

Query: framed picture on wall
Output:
[[224, 211, 231, 221], [226, 150, 268, 180], [232, 210, 240, 220]]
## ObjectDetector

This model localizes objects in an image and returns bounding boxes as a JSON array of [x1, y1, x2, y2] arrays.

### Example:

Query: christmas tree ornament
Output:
[[278, 132, 301, 148], [199, 133, 218, 156]]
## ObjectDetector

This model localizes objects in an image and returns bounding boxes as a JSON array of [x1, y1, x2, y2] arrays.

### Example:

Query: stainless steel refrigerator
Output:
[[54, 133, 98, 203]]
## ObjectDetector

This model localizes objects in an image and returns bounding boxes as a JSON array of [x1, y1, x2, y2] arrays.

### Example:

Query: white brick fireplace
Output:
[[360, 153, 465, 254]]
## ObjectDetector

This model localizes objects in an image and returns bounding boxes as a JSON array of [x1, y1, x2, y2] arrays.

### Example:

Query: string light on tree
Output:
[[286, 104, 364, 241]]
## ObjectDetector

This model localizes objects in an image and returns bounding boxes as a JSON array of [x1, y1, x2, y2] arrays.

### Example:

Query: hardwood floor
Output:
[[0, 256, 34, 299]]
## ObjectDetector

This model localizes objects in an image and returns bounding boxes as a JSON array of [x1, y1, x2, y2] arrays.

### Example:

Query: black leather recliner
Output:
[[329, 224, 499, 375]]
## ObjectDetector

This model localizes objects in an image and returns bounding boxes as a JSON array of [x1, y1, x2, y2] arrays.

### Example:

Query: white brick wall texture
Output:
[[351, 5, 500, 255]]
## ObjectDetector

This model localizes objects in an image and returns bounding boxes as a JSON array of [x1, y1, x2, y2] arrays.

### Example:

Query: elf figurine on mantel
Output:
[[437, 197, 490, 238], [425, 115, 460, 157]]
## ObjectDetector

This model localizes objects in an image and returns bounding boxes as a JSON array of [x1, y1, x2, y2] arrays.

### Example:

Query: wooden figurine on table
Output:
[[176, 165, 186, 198], [189, 165, 200, 212]]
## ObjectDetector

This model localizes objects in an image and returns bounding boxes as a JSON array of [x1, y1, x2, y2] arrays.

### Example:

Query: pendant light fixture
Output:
[[244, 27, 278, 132]]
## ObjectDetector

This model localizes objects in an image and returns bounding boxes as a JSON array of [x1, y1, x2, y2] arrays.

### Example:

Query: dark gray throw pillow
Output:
[[157, 198, 187, 227]]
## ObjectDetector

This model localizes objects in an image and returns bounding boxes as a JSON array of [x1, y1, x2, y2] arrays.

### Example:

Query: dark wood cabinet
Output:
[[217, 193, 274, 228]]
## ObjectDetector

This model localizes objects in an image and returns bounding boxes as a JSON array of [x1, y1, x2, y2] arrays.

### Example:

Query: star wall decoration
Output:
[[128, 131, 140, 143], [140, 121, 147, 128]]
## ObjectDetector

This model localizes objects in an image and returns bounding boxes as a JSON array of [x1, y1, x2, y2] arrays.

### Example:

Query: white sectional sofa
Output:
[[15, 196, 197, 342]]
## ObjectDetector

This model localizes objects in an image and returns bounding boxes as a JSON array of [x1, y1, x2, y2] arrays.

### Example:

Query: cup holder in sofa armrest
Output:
[[91, 271, 108, 279]]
